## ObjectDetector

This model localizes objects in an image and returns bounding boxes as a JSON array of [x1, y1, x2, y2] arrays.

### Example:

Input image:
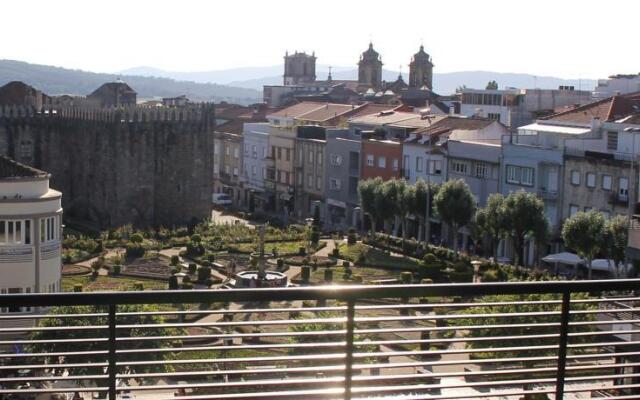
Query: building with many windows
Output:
[[324, 129, 361, 231], [0, 157, 62, 314]]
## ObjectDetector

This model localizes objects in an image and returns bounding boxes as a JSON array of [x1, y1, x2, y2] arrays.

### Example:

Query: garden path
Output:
[[76, 248, 124, 276]]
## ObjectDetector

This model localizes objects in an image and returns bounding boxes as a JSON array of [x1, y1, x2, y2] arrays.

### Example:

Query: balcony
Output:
[[0, 280, 639, 399]]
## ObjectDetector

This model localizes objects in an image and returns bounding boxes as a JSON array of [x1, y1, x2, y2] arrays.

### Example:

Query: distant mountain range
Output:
[[0, 59, 598, 108], [122, 65, 598, 95], [0, 60, 263, 105]]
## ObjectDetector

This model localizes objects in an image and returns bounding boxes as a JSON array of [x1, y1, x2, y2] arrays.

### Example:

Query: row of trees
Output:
[[358, 177, 439, 244], [359, 177, 629, 270]]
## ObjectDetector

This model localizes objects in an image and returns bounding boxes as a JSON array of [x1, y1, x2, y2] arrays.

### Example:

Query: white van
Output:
[[212, 193, 232, 206]]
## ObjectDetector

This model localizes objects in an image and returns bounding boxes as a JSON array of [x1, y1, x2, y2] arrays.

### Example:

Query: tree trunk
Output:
[[491, 237, 498, 261], [401, 215, 407, 254], [417, 217, 424, 242], [452, 223, 458, 252], [587, 256, 593, 280]]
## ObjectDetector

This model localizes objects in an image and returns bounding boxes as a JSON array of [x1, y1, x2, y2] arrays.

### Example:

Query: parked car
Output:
[[212, 193, 232, 206]]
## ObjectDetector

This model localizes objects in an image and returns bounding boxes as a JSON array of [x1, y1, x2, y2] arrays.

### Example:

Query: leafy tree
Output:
[[562, 210, 606, 279], [474, 193, 507, 259], [377, 180, 401, 234], [603, 215, 629, 278], [28, 304, 185, 389], [433, 179, 476, 252], [358, 177, 383, 233], [411, 179, 439, 242], [502, 191, 547, 267], [393, 179, 413, 248], [485, 80, 499, 90]]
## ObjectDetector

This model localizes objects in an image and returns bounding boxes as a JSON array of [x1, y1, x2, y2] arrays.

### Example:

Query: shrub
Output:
[[197, 266, 212, 282], [207, 253, 216, 262], [400, 271, 413, 284], [168, 275, 179, 290], [299, 247, 306, 256], [324, 268, 333, 282], [186, 241, 205, 257], [420, 278, 434, 284], [190, 234, 202, 243], [277, 259, 284, 269], [130, 233, 144, 244], [171, 267, 180, 275], [182, 275, 192, 284], [133, 281, 144, 291], [112, 264, 121, 275], [170, 255, 180, 266], [342, 261, 350, 268], [181, 283, 194, 290], [347, 228, 357, 245], [310, 230, 320, 245], [301, 266, 310, 283], [73, 284, 83, 292], [125, 243, 145, 258], [91, 270, 99, 280], [423, 253, 437, 264], [272, 247, 278, 258], [188, 263, 197, 275], [332, 247, 340, 257], [481, 269, 500, 282], [201, 260, 212, 267], [351, 274, 363, 283]]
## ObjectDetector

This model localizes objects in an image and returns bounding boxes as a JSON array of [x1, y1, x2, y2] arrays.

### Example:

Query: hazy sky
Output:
[[2, 0, 638, 79]]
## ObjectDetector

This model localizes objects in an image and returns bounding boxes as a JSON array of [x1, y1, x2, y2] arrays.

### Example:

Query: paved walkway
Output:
[[75, 248, 124, 276]]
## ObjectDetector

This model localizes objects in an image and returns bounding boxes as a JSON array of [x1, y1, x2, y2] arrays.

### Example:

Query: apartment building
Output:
[[294, 126, 326, 220], [324, 129, 361, 231]]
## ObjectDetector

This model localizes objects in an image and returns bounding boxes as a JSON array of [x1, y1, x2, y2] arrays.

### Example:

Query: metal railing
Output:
[[0, 280, 639, 399]]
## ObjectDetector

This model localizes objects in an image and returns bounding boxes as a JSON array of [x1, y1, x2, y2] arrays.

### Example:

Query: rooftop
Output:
[[0, 155, 48, 179], [543, 92, 640, 123]]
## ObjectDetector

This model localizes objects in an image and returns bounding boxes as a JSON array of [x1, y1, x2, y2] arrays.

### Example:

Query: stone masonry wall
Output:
[[0, 109, 214, 229]]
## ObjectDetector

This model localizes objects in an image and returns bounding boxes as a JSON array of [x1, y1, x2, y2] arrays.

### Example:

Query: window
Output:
[[378, 156, 386, 168], [416, 157, 423, 172], [225, 146, 230, 156], [586, 172, 596, 188], [286, 148, 291, 161], [263, 147, 268, 159], [392, 159, 399, 171], [570, 170, 580, 185], [619, 177, 629, 199], [308, 150, 314, 164], [244, 144, 249, 155], [252, 145, 257, 158], [287, 172, 292, 185], [330, 178, 341, 191], [506, 165, 533, 186], [569, 204, 579, 217], [277, 147, 282, 160], [607, 131, 618, 151], [602, 210, 611, 219], [316, 176, 322, 190], [25, 220, 30, 245], [475, 162, 488, 178], [366, 154, 374, 166], [262, 168, 267, 179], [277, 170, 282, 183], [296, 172, 303, 185], [213, 164, 219, 174], [429, 160, 442, 175], [307, 174, 313, 188], [233, 167, 238, 176], [225, 165, 230, 174], [452, 161, 469, 175], [602, 175, 612, 190], [487, 113, 501, 121], [317, 151, 323, 166], [521, 167, 534, 186], [40, 216, 56, 243], [214, 144, 220, 155], [330, 154, 343, 166], [251, 165, 256, 176], [584, 206, 593, 212]]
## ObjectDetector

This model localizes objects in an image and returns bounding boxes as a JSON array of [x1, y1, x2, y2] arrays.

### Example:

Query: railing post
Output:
[[555, 290, 571, 398], [108, 303, 117, 400], [344, 300, 356, 400]]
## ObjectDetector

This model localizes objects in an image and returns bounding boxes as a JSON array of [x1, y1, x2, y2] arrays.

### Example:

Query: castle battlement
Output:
[[0, 103, 216, 125]]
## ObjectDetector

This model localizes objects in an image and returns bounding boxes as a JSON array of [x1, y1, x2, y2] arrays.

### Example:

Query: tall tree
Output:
[[474, 193, 507, 259], [377, 179, 401, 234], [397, 180, 415, 247], [502, 191, 548, 267], [358, 177, 383, 233], [433, 179, 476, 252], [562, 210, 605, 279], [485, 80, 498, 90], [412, 179, 440, 243], [603, 215, 629, 278]]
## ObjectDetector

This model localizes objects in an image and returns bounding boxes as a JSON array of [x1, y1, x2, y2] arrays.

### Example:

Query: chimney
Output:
[[590, 117, 600, 131], [449, 105, 455, 116]]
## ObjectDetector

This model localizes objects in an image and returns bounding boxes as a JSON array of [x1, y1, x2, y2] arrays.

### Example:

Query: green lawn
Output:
[[227, 240, 322, 255], [61, 275, 168, 292], [338, 243, 421, 271]]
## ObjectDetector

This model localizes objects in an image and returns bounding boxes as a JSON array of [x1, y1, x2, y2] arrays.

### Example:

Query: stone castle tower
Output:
[[409, 45, 434, 89], [358, 42, 383, 89], [283, 51, 316, 85]]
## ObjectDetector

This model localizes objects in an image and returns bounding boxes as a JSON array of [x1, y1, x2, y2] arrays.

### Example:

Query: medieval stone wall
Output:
[[0, 105, 215, 229]]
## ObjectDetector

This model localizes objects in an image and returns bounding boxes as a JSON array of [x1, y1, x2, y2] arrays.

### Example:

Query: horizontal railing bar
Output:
[[2, 279, 638, 306], [572, 296, 640, 303], [0, 374, 108, 383], [570, 319, 640, 326], [0, 362, 108, 371], [0, 337, 109, 345], [116, 341, 346, 354], [0, 325, 107, 332], [117, 306, 347, 317], [355, 322, 561, 334], [0, 387, 108, 394], [0, 312, 107, 320], [0, 350, 107, 358]]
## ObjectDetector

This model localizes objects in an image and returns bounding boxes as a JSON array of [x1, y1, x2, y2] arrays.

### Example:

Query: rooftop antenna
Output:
[[328, 66, 333, 81]]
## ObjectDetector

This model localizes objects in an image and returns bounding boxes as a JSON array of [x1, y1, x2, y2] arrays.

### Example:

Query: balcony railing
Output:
[[1, 280, 639, 399]]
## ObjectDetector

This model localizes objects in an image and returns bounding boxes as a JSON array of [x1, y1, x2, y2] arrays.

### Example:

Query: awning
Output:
[[518, 123, 590, 135], [541, 252, 584, 266]]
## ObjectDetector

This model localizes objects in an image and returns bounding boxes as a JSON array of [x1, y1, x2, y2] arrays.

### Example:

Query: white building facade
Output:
[[0, 157, 62, 314]]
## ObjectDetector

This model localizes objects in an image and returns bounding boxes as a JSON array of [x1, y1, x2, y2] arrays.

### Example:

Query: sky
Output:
[[1, 0, 638, 79]]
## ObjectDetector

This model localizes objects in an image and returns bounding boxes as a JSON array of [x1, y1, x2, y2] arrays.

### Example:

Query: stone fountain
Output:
[[233, 224, 288, 288]]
